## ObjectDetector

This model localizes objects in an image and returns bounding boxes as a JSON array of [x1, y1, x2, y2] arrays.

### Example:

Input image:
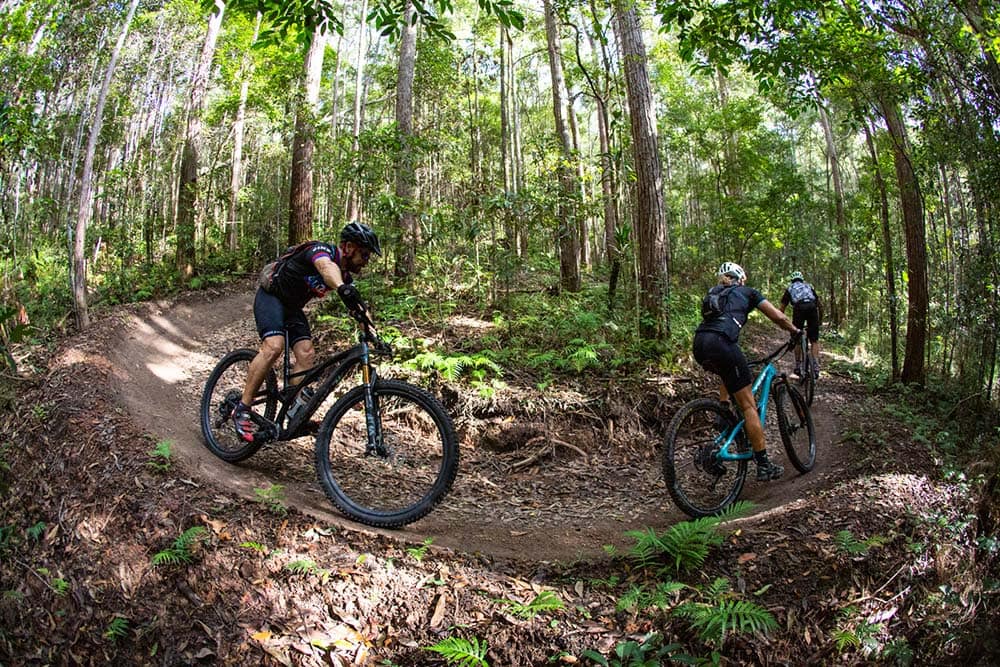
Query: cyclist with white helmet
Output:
[[693, 262, 802, 481], [232, 222, 381, 443], [779, 271, 822, 378]]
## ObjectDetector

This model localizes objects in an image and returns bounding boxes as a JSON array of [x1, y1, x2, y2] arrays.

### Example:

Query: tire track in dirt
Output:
[[107, 286, 850, 562]]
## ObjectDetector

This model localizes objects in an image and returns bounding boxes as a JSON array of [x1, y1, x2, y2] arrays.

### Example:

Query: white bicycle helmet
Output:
[[717, 261, 746, 282], [789, 270, 804, 281]]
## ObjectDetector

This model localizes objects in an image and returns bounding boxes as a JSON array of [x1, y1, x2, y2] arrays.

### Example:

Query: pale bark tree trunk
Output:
[[615, 1, 671, 340], [819, 105, 849, 325], [394, 0, 418, 277], [175, 0, 225, 279], [289, 25, 327, 245], [228, 13, 261, 253], [543, 0, 580, 292], [72, 0, 140, 330], [878, 96, 928, 385], [864, 122, 900, 382], [346, 0, 369, 223]]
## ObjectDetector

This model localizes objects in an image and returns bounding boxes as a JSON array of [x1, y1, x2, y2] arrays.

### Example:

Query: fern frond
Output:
[[285, 559, 318, 575], [174, 526, 207, 551], [424, 636, 489, 666]]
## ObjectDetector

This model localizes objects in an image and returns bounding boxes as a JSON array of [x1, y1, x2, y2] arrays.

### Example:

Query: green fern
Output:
[[424, 636, 489, 666], [672, 598, 777, 646], [406, 537, 433, 562], [626, 502, 751, 573], [240, 541, 267, 553], [26, 521, 46, 541], [50, 577, 70, 596], [146, 440, 173, 472], [104, 616, 129, 642], [285, 558, 331, 582], [151, 526, 207, 567], [835, 530, 888, 555], [254, 484, 288, 516], [495, 590, 564, 619], [616, 581, 687, 612], [408, 351, 502, 383]]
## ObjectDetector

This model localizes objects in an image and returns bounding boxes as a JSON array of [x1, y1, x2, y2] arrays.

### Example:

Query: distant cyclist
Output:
[[232, 222, 381, 443], [779, 271, 822, 379], [693, 262, 802, 481]]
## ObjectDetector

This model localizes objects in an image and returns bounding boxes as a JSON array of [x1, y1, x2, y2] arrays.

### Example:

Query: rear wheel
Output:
[[662, 398, 749, 518], [315, 380, 458, 528], [774, 383, 816, 472], [800, 339, 816, 406], [200, 349, 276, 462]]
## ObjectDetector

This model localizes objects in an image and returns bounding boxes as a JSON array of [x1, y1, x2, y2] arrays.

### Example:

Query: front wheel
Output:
[[799, 349, 816, 406], [315, 379, 459, 528], [200, 349, 276, 462], [774, 383, 816, 472], [662, 398, 749, 518]]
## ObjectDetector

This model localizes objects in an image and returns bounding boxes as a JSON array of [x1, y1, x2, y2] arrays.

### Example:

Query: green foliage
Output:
[[423, 635, 489, 667], [407, 350, 502, 383], [151, 526, 207, 567], [833, 606, 884, 657], [625, 502, 752, 573], [835, 530, 888, 556], [406, 538, 433, 562], [284, 558, 330, 582], [104, 616, 129, 643], [240, 541, 268, 553], [146, 440, 173, 472], [26, 521, 46, 541], [672, 593, 778, 646], [581, 632, 687, 666], [616, 581, 687, 612], [494, 590, 564, 619], [254, 484, 288, 516]]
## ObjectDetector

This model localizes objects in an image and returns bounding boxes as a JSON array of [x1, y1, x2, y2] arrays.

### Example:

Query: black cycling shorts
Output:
[[792, 305, 821, 343], [693, 331, 753, 395], [253, 288, 311, 345]]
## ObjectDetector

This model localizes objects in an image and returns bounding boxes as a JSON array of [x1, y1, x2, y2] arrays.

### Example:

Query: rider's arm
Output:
[[314, 255, 372, 322], [758, 299, 799, 334]]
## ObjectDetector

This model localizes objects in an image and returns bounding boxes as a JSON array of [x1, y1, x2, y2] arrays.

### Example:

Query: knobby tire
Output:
[[662, 398, 749, 518], [314, 379, 458, 528], [200, 349, 277, 462], [774, 383, 816, 472]]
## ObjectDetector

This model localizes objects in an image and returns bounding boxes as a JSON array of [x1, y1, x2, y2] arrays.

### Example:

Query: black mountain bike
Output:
[[797, 334, 816, 406], [200, 317, 459, 528]]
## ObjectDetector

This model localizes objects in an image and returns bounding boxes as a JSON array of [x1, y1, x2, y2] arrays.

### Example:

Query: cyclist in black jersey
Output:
[[693, 262, 802, 481], [779, 271, 822, 378], [232, 222, 381, 443]]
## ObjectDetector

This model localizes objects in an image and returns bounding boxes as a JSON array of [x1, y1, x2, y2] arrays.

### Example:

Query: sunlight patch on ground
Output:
[[447, 315, 495, 330]]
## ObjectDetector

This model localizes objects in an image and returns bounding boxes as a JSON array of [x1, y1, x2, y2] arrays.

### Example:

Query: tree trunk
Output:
[[818, 105, 849, 325], [864, 121, 900, 382], [543, 0, 580, 292], [346, 0, 369, 223], [393, 0, 419, 278], [228, 13, 261, 253], [878, 96, 928, 385], [614, 1, 670, 341], [175, 0, 225, 279], [72, 0, 140, 330], [289, 25, 327, 245]]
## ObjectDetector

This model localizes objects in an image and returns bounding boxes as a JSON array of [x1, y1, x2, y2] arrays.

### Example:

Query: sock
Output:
[[753, 450, 769, 465]]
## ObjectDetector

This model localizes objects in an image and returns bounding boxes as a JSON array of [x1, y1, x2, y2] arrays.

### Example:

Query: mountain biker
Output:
[[779, 271, 822, 379], [693, 262, 802, 481], [232, 222, 381, 443]]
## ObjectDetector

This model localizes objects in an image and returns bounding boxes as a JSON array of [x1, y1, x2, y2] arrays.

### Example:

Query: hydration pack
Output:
[[701, 285, 735, 321], [788, 280, 816, 306], [257, 241, 321, 292]]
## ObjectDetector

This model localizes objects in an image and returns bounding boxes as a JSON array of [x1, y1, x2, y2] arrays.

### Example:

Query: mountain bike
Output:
[[797, 334, 816, 406], [200, 316, 459, 528], [662, 339, 816, 518]]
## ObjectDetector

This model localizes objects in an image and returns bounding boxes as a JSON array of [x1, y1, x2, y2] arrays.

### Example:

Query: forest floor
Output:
[[1, 282, 998, 666]]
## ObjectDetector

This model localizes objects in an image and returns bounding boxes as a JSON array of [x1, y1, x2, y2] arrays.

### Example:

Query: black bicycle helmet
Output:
[[340, 222, 382, 255]]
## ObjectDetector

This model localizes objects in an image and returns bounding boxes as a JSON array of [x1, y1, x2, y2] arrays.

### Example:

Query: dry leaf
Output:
[[429, 593, 448, 628], [738, 552, 757, 564], [251, 630, 272, 641]]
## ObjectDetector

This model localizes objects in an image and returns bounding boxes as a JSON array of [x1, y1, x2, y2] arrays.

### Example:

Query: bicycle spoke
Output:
[[775, 384, 816, 472], [663, 399, 748, 518], [200, 349, 276, 462], [315, 380, 458, 528]]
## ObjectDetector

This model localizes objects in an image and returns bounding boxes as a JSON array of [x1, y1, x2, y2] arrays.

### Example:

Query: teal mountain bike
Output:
[[663, 339, 816, 518]]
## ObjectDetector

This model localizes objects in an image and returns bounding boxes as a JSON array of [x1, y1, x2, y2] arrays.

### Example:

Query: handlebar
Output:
[[357, 318, 393, 358], [748, 334, 799, 367]]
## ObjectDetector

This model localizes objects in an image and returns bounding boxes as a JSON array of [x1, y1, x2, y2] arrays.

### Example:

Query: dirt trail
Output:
[[108, 287, 848, 562]]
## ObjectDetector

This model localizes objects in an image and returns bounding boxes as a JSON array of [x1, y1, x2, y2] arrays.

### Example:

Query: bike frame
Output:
[[246, 322, 384, 444], [715, 345, 787, 462]]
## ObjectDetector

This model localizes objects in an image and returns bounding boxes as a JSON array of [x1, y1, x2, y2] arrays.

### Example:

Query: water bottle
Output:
[[288, 386, 314, 421]]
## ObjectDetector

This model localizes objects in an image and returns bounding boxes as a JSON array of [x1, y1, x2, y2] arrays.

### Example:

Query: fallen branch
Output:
[[509, 437, 589, 472]]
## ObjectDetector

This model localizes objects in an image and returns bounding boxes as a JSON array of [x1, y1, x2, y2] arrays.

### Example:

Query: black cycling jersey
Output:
[[269, 241, 353, 310], [695, 285, 765, 343]]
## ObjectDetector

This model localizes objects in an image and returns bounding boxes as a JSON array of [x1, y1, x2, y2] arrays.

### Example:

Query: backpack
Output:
[[701, 285, 735, 321], [257, 241, 319, 292], [788, 280, 816, 307]]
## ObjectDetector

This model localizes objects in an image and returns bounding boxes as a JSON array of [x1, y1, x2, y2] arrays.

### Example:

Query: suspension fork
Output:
[[360, 342, 385, 456]]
